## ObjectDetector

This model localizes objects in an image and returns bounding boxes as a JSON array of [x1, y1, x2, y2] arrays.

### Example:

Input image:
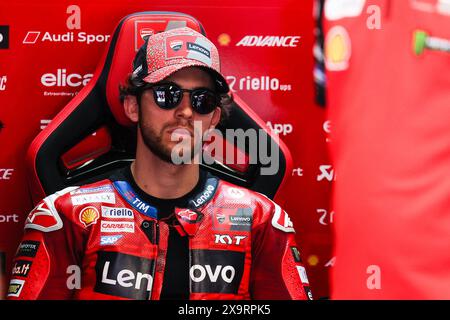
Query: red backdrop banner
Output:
[[0, 0, 332, 299]]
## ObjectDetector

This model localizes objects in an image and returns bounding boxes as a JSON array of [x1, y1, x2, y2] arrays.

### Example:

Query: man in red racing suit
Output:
[[7, 27, 311, 300], [7, 167, 311, 300]]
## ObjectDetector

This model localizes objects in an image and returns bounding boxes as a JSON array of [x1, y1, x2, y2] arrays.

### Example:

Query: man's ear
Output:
[[209, 107, 222, 129], [123, 95, 139, 123]]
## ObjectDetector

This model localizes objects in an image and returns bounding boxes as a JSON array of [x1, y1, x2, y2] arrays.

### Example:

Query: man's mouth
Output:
[[166, 127, 194, 139]]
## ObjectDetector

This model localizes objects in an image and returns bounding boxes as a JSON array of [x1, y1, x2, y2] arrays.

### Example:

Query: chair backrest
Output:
[[26, 11, 292, 205]]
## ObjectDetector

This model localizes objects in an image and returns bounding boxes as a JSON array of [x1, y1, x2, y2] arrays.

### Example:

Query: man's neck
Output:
[[131, 147, 199, 200]]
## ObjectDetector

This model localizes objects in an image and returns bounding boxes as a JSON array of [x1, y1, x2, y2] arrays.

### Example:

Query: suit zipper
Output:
[[140, 220, 159, 300], [150, 221, 159, 299]]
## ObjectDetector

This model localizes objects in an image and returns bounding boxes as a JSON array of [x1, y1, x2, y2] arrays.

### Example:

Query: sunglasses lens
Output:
[[192, 90, 218, 114], [153, 85, 182, 109], [150, 84, 218, 114]]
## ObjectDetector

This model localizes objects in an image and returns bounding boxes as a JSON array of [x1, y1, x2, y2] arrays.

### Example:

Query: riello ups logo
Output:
[[23, 5, 110, 46]]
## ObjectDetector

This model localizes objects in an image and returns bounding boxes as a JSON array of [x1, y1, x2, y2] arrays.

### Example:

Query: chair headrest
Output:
[[26, 11, 292, 206]]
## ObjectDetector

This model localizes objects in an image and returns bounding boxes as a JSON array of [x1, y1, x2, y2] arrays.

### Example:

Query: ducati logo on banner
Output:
[[134, 20, 161, 51], [134, 19, 188, 51]]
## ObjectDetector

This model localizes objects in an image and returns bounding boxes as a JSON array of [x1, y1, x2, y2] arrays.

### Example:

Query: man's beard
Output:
[[138, 117, 200, 164]]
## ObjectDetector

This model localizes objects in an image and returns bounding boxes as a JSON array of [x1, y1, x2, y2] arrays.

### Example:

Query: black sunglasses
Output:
[[139, 82, 220, 115]]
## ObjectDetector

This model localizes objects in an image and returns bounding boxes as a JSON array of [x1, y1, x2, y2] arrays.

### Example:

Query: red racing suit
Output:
[[7, 171, 311, 300]]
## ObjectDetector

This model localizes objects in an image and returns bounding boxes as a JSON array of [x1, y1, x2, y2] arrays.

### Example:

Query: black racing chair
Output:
[[26, 11, 292, 205]]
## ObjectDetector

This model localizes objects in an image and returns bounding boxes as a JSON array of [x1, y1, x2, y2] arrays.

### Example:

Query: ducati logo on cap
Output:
[[165, 35, 213, 66], [170, 40, 183, 51]]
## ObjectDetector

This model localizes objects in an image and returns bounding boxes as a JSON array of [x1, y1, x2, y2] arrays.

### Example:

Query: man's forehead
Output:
[[164, 66, 215, 87]]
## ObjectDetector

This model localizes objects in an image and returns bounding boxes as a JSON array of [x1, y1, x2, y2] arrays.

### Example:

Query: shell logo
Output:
[[79, 206, 99, 227], [325, 26, 352, 71], [307, 255, 319, 267], [218, 33, 231, 46]]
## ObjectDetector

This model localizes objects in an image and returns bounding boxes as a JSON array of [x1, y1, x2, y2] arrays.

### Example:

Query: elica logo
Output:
[[236, 35, 301, 47], [226, 75, 291, 92], [323, 120, 332, 143], [41, 69, 93, 87], [0, 75, 6, 91], [0, 168, 14, 180], [323, 120, 331, 134]]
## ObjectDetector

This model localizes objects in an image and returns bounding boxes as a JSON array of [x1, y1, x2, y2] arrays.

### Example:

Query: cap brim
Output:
[[142, 61, 229, 94]]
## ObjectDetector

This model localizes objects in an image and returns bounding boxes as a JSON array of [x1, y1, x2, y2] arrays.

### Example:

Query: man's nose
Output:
[[174, 92, 194, 119]]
